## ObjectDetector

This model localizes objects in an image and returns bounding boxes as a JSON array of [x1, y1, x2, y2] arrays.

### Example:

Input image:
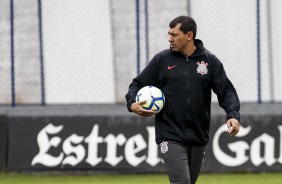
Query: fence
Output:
[[0, 0, 281, 105]]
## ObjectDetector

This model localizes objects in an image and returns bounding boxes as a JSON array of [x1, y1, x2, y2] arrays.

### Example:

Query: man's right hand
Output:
[[130, 100, 156, 117]]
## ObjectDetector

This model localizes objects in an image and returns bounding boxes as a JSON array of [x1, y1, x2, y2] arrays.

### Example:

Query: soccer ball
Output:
[[135, 86, 165, 114]]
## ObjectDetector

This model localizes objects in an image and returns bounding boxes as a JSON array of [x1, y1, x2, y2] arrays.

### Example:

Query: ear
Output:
[[186, 31, 194, 40]]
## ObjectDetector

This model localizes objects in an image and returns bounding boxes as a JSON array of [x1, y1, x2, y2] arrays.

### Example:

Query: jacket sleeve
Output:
[[125, 55, 159, 112], [211, 55, 240, 121]]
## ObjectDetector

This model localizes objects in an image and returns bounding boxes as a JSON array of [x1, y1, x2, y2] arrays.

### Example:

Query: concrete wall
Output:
[[0, 0, 281, 104]]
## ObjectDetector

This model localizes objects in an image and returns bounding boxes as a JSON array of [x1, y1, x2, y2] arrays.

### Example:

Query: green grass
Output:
[[0, 173, 282, 184], [197, 173, 282, 184]]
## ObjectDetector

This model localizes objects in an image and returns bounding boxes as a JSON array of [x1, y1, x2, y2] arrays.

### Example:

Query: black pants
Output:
[[159, 141, 205, 184]]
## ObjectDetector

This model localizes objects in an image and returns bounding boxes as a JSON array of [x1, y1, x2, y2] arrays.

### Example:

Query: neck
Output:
[[182, 42, 196, 57]]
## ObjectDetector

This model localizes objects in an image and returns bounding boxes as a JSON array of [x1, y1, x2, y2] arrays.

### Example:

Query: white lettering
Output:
[[62, 134, 85, 166], [278, 126, 282, 164], [104, 134, 126, 166], [31, 124, 64, 167], [250, 133, 276, 166], [85, 124, 103, 166], [146, 126, 161, 166], [125, 134, 147, 167], [32, 123, 282, 168], [213, 124, 251, 167]]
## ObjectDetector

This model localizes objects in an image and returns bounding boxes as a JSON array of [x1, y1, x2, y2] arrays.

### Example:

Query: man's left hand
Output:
[[226, 118, 240, 136]]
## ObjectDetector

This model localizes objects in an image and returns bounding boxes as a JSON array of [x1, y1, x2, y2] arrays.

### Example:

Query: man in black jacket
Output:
[[125, 16, 240, 184]]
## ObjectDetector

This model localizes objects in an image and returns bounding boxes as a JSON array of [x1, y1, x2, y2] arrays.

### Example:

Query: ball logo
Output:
[[197, 61, 208, 75]]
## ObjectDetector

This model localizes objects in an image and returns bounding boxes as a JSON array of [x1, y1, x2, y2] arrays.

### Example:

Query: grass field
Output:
[[1, 173, 282, 184]]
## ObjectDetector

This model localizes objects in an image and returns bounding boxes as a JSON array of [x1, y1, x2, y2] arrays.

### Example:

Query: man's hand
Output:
[[130, 100, 156, 117], [226, 118, 240, 136]]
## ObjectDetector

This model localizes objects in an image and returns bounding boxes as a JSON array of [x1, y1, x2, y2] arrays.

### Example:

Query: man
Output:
[[125, 16, 240, 184]]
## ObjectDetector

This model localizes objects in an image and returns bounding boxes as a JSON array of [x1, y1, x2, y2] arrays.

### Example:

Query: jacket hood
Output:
[[191, 39, 207, 57], [170, 39, 207, 58]]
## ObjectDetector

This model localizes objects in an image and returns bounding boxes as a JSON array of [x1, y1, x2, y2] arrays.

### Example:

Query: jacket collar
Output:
[[190, 39, 206, 58], [170, 39, 207, 58]]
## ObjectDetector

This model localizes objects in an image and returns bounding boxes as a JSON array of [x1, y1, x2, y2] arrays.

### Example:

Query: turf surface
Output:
[[0, 173, 282, 184]]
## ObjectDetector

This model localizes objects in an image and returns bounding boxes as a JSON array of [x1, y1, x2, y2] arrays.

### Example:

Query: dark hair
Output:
[[169, 16, 197, 39]]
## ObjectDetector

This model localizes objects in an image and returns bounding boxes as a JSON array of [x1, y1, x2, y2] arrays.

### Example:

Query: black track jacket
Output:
[[125, 39, 240, 146]]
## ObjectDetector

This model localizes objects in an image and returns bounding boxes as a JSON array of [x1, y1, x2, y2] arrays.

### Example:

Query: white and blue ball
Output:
[[135, 86, 165, 114]]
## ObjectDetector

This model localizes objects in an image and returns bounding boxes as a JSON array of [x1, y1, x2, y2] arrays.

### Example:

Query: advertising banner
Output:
[[203, 115, 282, 172], [6, 115, 282, 172], [0, 116, 7, 170], [7, 116, 162, 172]]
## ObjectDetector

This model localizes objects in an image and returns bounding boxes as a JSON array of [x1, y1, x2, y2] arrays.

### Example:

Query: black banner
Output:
[[0, 116, 7, 170], [6, 115, 282, 172], [7, 116, 163, 172], [203, 115, 282, 172]]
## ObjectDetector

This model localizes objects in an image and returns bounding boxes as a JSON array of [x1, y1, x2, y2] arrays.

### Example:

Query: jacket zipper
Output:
[[185, 57, 191, 144], [186, 57, 191, 126]]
